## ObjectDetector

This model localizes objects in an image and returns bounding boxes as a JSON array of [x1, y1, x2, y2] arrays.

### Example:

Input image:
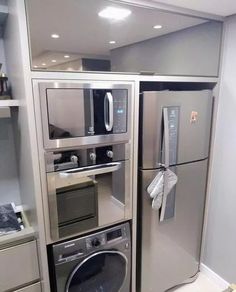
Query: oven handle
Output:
[[104, 92, 114, 132], [59, 162, 121, 177]]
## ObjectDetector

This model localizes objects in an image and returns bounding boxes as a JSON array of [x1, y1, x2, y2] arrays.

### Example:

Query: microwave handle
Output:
[[104, 92, 114, 132], [59, 162, 121, 177]]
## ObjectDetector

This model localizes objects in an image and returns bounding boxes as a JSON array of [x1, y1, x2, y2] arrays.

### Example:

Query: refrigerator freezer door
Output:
[[138, 160, 208, 292], [140, 90, 213, 169]]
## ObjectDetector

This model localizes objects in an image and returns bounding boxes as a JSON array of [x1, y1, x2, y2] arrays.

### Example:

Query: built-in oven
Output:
[[46, 143, 132, 241], [38, 82, 132, 149]]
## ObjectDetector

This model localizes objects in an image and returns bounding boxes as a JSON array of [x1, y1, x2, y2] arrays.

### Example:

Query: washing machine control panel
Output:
[[86, 235, 106, 250], [52, 222, 130, 265]]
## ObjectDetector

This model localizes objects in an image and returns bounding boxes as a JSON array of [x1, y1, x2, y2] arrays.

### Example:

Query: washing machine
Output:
[[50, 222, 131, 292]]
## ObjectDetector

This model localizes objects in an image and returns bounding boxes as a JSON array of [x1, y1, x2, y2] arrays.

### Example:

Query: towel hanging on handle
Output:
[[147, 168, 177, 213], [159, 168, 178, 221], [147, 170, 164, 210], [147, 169, 164, 195], [147, 107, 178, 218]]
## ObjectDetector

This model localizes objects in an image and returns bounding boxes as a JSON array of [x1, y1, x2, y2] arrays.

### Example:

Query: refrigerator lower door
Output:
[[138, 160, 208, 292]]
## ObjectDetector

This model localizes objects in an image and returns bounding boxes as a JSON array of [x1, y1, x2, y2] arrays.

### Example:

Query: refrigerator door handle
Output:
[[160, 108, 171, 222], [163, 107, 170, 168]]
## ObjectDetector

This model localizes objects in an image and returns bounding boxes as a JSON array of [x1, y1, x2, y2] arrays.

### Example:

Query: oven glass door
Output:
[[47, 161, 131, 240], [46, 88, 128, 139], [66, 251, 127, 292]]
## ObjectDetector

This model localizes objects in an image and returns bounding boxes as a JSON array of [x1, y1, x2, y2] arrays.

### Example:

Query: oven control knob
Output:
[[106, 150, 113, 158], [92, 238, 101, 247], [70, 155, 78, 164], [89, 152, 96, 161]]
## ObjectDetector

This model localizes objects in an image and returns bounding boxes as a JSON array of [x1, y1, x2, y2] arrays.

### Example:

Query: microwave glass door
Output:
[[46, 88, 128, 139]]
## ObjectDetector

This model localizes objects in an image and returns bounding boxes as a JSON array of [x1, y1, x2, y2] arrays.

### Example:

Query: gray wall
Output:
[[0, 119, 21, 205], [0, 38, 20, 205], [82, 58, 111, 72], [203, 15, 236, 283], [111, 21, 222, 77], [0, 39, 7, 74]]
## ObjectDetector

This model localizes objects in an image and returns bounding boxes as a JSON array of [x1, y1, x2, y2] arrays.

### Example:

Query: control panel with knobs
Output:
[[106, 150, 113, 158], [70, 155, 78, 164], [91, 238, 101, 247], [89, 152, 96, 161]]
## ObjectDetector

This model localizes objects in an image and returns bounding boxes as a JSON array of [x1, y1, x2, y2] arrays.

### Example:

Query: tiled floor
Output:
[[172, 274, 222, 292]]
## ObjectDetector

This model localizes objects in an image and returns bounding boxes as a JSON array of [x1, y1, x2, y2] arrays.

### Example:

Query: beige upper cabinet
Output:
[[25, 0, 222, 76]]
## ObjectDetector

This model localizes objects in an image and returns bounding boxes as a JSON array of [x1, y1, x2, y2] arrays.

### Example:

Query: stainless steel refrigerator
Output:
[[138, 90, 213, 292]]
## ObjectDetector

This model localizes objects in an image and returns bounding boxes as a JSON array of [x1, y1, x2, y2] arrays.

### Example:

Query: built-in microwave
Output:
[[37, 82, 132, 149], [45, 143, 132, 241]]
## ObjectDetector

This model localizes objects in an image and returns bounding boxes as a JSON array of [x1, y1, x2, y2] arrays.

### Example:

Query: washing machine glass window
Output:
[[51, 222, 131, 292], [66, 250, 127, 292]]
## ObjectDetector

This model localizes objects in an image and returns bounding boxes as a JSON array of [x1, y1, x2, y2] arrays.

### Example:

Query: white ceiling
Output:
[[27, 0, 206, 64], [152, 0, 236, 17]]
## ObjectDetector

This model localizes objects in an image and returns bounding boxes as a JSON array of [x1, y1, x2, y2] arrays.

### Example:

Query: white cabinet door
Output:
[[0, 241, 40, 292], [14, 282, 41, 292]]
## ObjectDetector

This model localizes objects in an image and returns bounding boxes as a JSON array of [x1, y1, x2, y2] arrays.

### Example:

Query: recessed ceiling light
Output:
[[41, 63, 46, 66], [51, 59, 57, 63], [153, 25, 162, 29], [98, 6, 131, 20], [51, 34, 60, 39], [109, 41, 116, 44], [64, 55, 70, 58], [33, 65, 38, 68]]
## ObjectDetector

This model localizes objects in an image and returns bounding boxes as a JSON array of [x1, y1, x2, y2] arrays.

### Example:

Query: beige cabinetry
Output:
[[14, 282, 41, 292], [0, 241, 40, 292]]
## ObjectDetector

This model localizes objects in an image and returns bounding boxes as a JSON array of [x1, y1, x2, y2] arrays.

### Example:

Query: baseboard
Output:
[[200, 263, 229, 289]]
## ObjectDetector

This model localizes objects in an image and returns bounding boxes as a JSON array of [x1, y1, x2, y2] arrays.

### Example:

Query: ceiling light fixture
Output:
[[33, 65, 38, 68], [153, 25, 162, 29], [109, 40, 116, 44], [51, 33, 60, 39], [41, 63, 46, 66], [98, 6, 131, 20], [51, 59, 57, 63], [64, 55, 70, 58]]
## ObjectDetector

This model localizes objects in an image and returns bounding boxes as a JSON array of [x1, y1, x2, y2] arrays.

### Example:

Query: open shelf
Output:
[[0, 100, 20, 118], [0, 207, 35, 249], [0, 227, 35, 250], [0, 100, 20, 107]]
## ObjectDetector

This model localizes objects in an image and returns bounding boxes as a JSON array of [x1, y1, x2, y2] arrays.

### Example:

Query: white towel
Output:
[[147, 170, 164, 210], [147, 168, 178, 212], [150, 171, 165, 210], [163, 169, 178, 196], [147, 170, 164, 195]]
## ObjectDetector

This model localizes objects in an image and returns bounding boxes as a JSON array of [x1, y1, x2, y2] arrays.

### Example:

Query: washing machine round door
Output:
[[66, 250, 128, 292]]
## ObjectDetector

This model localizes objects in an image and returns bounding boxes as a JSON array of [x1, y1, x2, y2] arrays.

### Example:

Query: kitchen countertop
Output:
[[0, 226, 36, 250]]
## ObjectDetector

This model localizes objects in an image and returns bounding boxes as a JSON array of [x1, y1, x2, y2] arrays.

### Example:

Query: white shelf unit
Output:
[[0, 100, 20, 107], [0, 227, 35, 250], [0, 100, 20, 118]]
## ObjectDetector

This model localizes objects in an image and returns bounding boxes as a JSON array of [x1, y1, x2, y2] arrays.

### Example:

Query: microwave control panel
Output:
[[113, 91, 128, 134]]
